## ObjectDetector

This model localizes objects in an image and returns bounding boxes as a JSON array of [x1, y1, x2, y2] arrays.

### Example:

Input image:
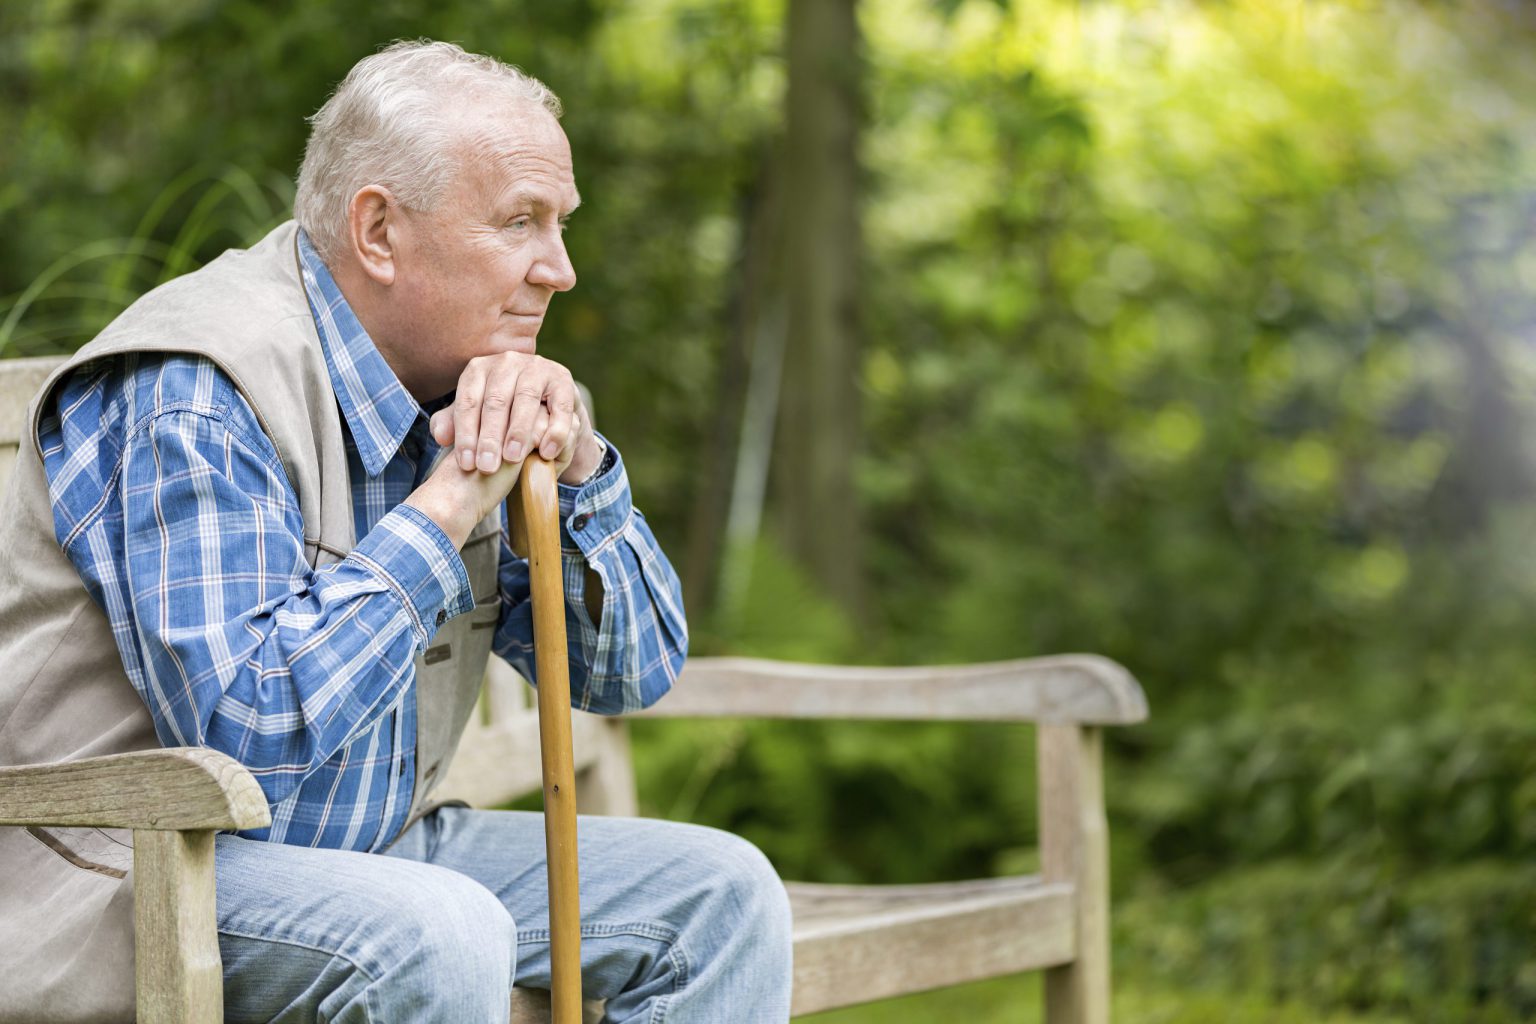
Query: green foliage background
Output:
[[6, 0, 1536, 1019]]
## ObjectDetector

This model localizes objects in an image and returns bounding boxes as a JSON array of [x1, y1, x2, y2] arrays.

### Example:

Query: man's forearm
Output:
[[118, 414, 471, 805], [491, 443, 687, 715]]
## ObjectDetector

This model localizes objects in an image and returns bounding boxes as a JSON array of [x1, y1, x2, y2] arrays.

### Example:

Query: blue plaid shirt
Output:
[[36, 229, 686, 852]]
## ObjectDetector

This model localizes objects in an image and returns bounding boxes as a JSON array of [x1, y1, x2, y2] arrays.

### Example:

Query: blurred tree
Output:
[[774, 0, 866, 618]]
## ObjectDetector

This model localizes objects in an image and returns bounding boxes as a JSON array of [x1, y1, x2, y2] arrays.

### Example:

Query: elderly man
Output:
[[0, 40, 792, 1023]]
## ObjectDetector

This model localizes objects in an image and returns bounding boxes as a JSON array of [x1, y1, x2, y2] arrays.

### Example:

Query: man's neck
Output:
[[327, 256, 432, 403]]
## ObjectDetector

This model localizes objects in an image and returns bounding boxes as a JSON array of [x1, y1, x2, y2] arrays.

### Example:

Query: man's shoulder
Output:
[[49, 351, 265, 456], [39, 352, 284, 542]]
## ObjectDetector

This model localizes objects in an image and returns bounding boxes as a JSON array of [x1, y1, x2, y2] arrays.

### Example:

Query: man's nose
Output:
[[530, 232, 577, 292]]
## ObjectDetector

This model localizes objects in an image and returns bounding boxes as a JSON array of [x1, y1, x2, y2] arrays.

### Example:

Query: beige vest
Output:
[[0, 221, 499, 1023]]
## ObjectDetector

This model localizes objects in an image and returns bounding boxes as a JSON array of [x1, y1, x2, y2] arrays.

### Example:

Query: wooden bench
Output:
[[0, 354, 1148, 1022]]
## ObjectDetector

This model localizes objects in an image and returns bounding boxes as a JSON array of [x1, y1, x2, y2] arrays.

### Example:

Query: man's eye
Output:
[[507, 217, 531, 231]]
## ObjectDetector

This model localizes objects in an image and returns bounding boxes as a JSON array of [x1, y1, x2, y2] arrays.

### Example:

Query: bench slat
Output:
[[510, 990, 604, 1024], [790, 875, 1075, 1016], [504, 875, 1076, 1021], [637, 654, 1147, 725]]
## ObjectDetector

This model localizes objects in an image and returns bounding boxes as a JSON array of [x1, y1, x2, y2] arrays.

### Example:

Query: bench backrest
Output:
[[0, 355, 638, 815]]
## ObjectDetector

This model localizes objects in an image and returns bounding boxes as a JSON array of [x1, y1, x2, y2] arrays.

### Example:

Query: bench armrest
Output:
[[0, 747, 270, 831], [635, 654, 1148, 725]]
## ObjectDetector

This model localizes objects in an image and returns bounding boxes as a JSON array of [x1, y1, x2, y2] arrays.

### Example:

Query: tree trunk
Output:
[[682, 144, 785, 621], [775, 0, 864, 617]]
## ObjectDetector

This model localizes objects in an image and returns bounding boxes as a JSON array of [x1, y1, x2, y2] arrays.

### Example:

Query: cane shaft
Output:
[[512, 458, 582, 1024]]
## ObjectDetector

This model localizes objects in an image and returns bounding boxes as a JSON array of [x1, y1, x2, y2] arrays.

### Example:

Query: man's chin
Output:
[[492, 330, 540, 357]]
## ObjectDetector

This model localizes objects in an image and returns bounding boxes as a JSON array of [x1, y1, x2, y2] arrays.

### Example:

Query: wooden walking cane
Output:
[[509, 456, 583, 1024]]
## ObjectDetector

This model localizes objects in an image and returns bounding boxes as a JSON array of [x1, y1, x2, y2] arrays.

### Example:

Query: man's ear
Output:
[[347, 185, 397, 286]]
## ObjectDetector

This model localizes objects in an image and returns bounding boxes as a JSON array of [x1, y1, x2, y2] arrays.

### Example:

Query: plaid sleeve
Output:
[[109, 400, 471, 805], [492, 434, 688, 714]]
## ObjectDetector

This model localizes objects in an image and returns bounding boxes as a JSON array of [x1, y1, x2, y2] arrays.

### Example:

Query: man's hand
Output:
[[430, 352, 602, 486], [404, 448, 522, 549], [405, 352, 603, 549]]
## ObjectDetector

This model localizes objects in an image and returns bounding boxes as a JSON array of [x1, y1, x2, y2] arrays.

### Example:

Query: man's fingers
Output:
[[503, 362, 565, 457], [538, 382, 578, 462], [555, 404, 584, 475], [443, 354, 580, 473], [474, 371, 516, 474], [452, 364, 487, 472], [501, 375, 545, 463]]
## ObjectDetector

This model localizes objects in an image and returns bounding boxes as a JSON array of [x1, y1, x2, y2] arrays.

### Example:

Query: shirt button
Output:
[[434, 609, 447, 627], [571, 513, 591, 532]]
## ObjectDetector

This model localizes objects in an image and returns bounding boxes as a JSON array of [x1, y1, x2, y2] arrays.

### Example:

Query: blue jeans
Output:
[[213, 808, 793, 1022]]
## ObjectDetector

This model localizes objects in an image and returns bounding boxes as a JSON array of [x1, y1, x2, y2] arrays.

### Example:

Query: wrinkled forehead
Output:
[[451, 100, 581, 214]]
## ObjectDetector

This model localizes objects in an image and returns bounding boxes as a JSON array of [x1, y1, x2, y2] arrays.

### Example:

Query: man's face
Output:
[[384, 102, 580, 401]]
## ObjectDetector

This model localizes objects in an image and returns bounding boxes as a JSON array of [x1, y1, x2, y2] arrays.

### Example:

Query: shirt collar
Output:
[[296, 227, 425, 477]]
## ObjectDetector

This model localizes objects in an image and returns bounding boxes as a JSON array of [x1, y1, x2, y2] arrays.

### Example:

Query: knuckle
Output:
[[482, 390, 510, 411]]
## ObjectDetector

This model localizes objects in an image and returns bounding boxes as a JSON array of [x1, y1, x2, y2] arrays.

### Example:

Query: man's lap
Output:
[[213, 808, 790, 1022], [215, 819, 518, 1022]]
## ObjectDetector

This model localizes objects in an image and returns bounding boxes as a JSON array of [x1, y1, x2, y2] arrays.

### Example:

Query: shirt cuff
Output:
[[556, 431, 630, 554], [347, 503, 475, 648]]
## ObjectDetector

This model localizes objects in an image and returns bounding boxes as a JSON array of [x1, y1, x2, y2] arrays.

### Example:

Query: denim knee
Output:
[[361, 865, 517, 1022], [681, 826, 793, 954], [655, 825, 793, 1017]]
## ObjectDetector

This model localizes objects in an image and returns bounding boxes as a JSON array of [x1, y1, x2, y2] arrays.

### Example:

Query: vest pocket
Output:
[[469, 593, 502, 629], [461, 525, 502, 605]]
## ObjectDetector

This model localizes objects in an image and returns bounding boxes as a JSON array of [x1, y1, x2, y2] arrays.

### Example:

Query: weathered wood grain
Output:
[[509, 989, 605, 1024], [0, 747, 271, 831], [1040, 724, 1111, 1024], [506, 877, 1077, 1022], [636, 654, 1148, 725], [134, 829, 223, 1023], [789, 876, 1077, 1016], [515, 456, 584, 1024]]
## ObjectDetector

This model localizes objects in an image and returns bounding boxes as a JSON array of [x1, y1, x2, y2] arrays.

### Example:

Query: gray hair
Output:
[[294, 39, 562, 263]]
